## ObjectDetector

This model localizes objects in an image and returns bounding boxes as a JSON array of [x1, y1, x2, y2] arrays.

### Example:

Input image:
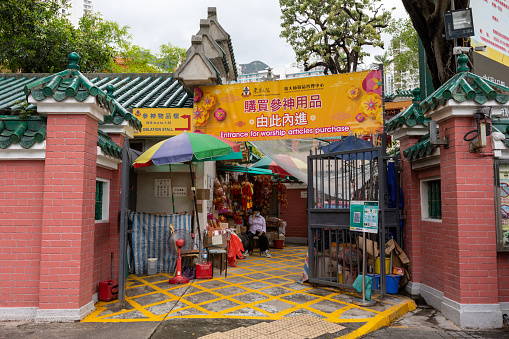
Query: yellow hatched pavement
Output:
[[82, 245, 412, 337]]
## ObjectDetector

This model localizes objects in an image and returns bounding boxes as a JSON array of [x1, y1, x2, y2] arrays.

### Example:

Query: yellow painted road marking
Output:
[[82, 245, 414, 338]]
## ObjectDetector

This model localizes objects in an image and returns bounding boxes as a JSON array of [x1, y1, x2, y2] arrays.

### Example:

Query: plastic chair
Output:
[[249, 236, 263, 257]]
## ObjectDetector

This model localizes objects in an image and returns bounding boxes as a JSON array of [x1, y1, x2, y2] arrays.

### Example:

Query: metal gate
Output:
[[307, 137, 401, 295]]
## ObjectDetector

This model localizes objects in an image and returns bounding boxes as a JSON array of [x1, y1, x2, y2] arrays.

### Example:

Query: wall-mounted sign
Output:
[[470, 1, 509, 85], [496, 161, 509, 251], [194, 71, 383, 141], [172, 187, 188, 197], [134, 108, 193, 136], [350, 201, 379, 234], [154, 179, 172, 197]]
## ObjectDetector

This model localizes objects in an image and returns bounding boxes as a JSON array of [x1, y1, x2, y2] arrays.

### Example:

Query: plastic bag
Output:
[[182, 266, 196, 279], [352, 275, 374, 300]]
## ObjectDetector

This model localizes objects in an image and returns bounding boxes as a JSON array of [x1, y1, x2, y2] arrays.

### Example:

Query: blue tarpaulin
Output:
[[127, 211, 192, 274]]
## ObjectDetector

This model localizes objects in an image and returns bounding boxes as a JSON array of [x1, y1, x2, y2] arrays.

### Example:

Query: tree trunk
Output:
[[402, 0, 469, 89]]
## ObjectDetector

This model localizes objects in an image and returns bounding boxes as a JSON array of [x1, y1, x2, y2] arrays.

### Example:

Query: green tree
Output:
[[373, 51, 393, 69], [279, 0, 392, 74], [73, 13, 132, 72], [0, 0, 73, 72], [386, 18, 418, 89], [402, 0, 469, 88], [157, 43, 187, 72], [0, 1, 186, 74]]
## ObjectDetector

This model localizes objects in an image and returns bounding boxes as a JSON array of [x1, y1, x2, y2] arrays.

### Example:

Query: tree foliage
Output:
[[401, 0, 469, 89], [386, 18, 418, 89], [0, 0, 71, 72], [0, 0, 186, 73], [279, 0, 392, 74]]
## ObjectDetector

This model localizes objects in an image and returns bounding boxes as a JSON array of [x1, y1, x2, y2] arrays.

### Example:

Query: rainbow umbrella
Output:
[[133, 132, 241, 168]]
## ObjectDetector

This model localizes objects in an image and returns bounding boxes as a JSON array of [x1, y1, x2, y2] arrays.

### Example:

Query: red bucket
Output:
[[274, 239, 284, 249], [196, 262, 212, 279], [98, 280, 118, 302]]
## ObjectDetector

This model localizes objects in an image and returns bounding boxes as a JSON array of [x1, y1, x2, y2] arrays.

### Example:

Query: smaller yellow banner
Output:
[[133, 108, 193, 136]]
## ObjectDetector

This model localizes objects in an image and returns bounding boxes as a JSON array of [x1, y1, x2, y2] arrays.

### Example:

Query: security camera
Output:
[[453, 46, 487, 55]]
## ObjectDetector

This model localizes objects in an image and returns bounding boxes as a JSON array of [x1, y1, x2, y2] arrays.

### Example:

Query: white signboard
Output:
[[154, 179, 172, 197], [173, 187, 188, 197]]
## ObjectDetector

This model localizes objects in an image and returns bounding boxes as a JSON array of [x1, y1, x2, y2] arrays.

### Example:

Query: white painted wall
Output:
[[136, 171, 194, 215]]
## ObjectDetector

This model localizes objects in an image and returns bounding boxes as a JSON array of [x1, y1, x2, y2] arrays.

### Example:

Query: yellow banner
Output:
[[133, 108, 193, 136], [193, 71, 383, 141]]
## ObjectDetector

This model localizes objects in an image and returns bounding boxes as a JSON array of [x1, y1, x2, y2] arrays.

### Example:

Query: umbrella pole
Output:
[[188, 162, 203, 263], [169, 164, 176, 214]]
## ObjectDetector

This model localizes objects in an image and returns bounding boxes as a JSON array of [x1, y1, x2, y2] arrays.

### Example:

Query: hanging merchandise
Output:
[[241, 180, 253, 212], [261, 176, 272, 216], [213, 178, 229, 213], [276, 181, 288, 210]]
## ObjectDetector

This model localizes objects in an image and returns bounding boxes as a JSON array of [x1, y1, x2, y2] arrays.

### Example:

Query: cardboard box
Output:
[[203, 233, 228, 248], [219, 223, 228, 230], [315, 255, 338, 278], [196, 189, 211, 200]]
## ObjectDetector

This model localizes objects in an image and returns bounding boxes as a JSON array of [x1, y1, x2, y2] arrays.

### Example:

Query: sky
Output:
[[93, 0, 409, 69]]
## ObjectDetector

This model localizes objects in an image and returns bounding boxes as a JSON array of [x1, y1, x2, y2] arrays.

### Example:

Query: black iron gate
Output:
[[307, 138, 401, 295]]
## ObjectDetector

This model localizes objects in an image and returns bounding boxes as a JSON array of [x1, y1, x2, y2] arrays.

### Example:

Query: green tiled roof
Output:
[[0, 53, 194, 130], [0, 115, 46, 149], [98, 129, 123, 159], [0, 114, 122, 159], [392, 55, 509, 161], [388, 55, 509, 134], [402, 131, 438, 160], [387, 88, 430, 131], [385, 89, 414, 102]]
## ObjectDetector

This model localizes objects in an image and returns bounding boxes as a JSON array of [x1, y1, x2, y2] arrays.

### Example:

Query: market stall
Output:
[[203, 164, 291, 256]]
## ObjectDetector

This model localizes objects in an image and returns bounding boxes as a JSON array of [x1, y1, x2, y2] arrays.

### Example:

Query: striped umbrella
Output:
[[133, 132, 241, 168]]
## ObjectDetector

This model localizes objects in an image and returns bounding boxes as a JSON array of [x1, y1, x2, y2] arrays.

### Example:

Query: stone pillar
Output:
[[35, 97, 107, 322], [438, 115, 501, 328]]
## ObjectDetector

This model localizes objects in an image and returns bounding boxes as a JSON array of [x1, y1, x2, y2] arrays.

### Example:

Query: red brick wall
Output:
[[417, 168, 444, 294], [39, 114, 98, 310], [400, 116, 499, 306], [280, 188, 308, 239], [399, 135, 422, 283], [0, 160, 45, 308], [92, 134, 124, 292], [498, 252, 509, 302], [93, 167, 115, 291], [439, 117, 497, 305]]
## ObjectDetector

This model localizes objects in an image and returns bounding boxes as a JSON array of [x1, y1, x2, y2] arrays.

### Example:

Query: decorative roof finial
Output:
[[412, 88, 421, 103], [67, 52, 80, 70], [106, 84, 115, 98], [457, 54, 469, 73]]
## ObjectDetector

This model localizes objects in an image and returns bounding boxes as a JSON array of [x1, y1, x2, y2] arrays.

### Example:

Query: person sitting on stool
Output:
[[244, 206, 271, 258]]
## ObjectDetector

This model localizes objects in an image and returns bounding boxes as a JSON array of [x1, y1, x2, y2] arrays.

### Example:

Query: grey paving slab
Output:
[[198, 298, 241, 312], [242, 281, 273, 290], [280, 292, 320, 304], [145, 300, 178, 316], [131, 292, 172, 306], [214, 286, 248, 296], [231, 291, 269, 303], [261, 286, 293, 296], [125, 284, 157, 297], [255, 299, 295, 313]]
